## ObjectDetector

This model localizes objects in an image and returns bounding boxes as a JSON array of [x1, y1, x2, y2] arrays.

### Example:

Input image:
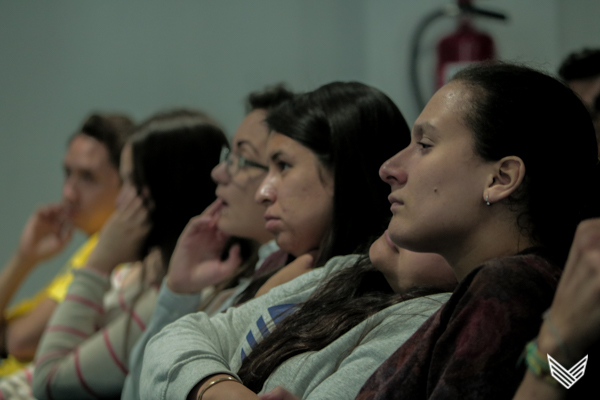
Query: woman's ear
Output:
[[484, 156, 526, 204]]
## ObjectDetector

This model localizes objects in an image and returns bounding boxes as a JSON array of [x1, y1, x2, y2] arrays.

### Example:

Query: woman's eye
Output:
[[417, 142, 432, 150], [238, 155, 249, 169], [81, 171, 96, 183], [277, 161, 291, 171]]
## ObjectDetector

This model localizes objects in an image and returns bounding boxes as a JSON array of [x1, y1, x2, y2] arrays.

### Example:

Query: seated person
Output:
[[28, 110, 228, 400], [0, 113, 134, 373], [121, 84, 296, 400], [139, 82, 457, 399], [354, 63, 599, 400], [559, 48, 600, 155]]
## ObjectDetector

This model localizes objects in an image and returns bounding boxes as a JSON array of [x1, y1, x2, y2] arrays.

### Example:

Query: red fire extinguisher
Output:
[[409, 0, 507, 110], [436, 11, 495, 89]]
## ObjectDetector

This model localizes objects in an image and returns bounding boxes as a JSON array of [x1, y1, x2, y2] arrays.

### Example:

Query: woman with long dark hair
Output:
[[31, 110, 227, 400], [352, 63, 600, 400], [139, 82, 458, 399], [121, 85, 295, 400], [257, 82, 406, 266]]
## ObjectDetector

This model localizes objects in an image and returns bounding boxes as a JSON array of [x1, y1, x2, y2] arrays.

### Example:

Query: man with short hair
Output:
[[0, 114, 134, 375], [559, 48, 600, 154]]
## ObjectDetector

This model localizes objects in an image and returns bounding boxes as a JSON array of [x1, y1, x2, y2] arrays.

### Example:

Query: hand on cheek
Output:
[[86, 186, 151, 275], [167, 199, 242, 294]]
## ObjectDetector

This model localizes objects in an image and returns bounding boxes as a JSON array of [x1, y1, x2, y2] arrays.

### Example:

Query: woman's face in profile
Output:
[[256, 132, 334, 257], [211, 109, 273, 244], [378, 81, 492, 254]]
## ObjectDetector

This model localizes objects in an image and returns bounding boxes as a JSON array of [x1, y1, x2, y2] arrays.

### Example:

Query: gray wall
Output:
[[2, 0, 600, 303]]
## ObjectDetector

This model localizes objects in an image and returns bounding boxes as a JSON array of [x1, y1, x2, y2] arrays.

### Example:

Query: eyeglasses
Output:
[[219, 147, 269, 176]]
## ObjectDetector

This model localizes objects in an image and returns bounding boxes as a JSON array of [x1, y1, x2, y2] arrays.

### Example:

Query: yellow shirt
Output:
[[0, 234, 98, 376]]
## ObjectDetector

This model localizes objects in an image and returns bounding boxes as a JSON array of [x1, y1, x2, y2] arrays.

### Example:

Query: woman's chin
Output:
[[216, 216, 238, 237], [386, 225, 413, 251], [369, 234, 399, 275], [276, 237, 310, 258]]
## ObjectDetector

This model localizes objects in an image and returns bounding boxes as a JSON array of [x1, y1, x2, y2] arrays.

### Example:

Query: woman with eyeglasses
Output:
[[139, 82, 458, 400], [120, 85, 295, 400]]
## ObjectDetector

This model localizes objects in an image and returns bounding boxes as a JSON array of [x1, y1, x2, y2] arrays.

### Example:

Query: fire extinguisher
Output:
[[409, 0, 508, 111]]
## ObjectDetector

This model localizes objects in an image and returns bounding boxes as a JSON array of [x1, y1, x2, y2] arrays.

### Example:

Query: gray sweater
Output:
[[140, 255, 450, 399], [122, 240, 279, 400]]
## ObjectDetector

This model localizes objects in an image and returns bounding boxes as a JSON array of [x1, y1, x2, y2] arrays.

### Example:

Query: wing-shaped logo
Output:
[[547, 354, 588, 389]]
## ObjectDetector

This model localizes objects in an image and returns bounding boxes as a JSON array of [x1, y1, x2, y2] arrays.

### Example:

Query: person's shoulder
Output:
[[480, 248, 560, 282], [322, 254, 362, 275], [68, 233, 100, 268], [466, 248, 561, 299], [375, 292, 451, 327]]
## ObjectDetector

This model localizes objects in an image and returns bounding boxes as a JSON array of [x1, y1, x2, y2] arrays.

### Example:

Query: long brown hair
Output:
[[121, 109, 228, 358], [266, 82, 410, 267]]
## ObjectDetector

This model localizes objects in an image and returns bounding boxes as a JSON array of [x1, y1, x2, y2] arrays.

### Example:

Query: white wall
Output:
[[2, 0, 600, 303], [0, 0, 368, 303], [558, 0, 600, 59]]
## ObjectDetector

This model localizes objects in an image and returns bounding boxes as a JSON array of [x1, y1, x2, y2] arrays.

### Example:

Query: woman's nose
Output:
[[379, 150, 408, 188], [211, 160, 230, 185], [255, 173, 277, 206]]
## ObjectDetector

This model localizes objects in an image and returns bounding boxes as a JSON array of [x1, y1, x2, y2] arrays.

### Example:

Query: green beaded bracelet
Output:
[[523, 338, 560, 388]]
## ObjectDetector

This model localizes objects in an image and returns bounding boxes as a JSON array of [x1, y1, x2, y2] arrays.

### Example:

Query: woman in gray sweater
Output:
[[140, 82, 458, 400], [141, 235, 456, 400]]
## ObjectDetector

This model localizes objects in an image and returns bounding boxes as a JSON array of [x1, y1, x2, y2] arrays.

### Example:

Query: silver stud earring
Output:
[[486, 194, 491, 206]]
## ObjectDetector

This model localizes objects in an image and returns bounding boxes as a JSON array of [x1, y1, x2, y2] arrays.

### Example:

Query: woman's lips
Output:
[[213, 198, 225, 213], [264, 212, 282, 231], [388, 195, 404, 211], [265, 218, 281, 231], [214, 187, 229, 206]]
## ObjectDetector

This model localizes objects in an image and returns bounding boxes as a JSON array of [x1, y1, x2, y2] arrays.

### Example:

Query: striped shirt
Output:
[[31, 267, 159, 400]]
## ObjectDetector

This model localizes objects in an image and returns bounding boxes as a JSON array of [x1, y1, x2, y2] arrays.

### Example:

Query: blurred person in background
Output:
[[559, 48, 600, 155], [30, 109, 228, 400], [0, 113, 134, 374]]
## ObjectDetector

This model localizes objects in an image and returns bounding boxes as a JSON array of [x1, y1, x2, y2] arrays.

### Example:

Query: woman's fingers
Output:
[[205, 199, 224, 228], [198, 198, 224, 218], [180, 215, 216, 242], [113, 187, 152, 231], [564, 219, 600, 278], [547, 218, 600, 357], [221, 244, 242, 274]]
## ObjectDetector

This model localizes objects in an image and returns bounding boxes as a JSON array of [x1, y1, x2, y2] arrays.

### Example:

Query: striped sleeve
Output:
[[31, 268, 158, 400]]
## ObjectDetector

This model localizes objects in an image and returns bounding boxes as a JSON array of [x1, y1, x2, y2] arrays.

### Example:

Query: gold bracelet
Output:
[[197, 375, 240, 400]]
